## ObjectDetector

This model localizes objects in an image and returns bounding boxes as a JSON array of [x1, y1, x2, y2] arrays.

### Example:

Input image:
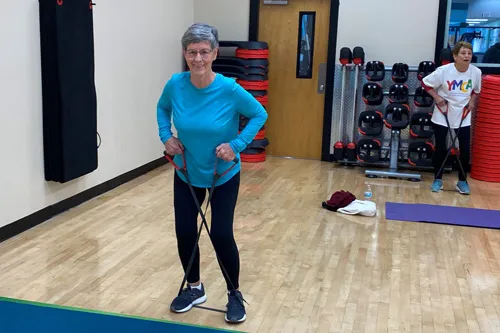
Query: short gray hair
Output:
[[181, 23, 219, 50]]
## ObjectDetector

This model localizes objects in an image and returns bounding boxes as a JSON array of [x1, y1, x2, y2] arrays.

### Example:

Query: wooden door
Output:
[[258, 0, 330, 159]]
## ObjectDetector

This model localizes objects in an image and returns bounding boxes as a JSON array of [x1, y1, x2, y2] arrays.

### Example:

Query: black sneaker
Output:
[[225, 290, 246, 323], [170, 284, 207, 313]]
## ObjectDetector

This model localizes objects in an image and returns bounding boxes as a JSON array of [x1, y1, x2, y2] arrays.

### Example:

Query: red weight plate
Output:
[[472, 125, 500, 133], [479, 92, 500, 99], [472, 172, 500, 178], [471, 154, 500, 165], [471, 163, 500, 171], [478, 89, 500, 96], [471, 173, 500, 182], [471, 162, 500, 170], [481, 80, 500, 87], [476, 108, 500, 116], [471, 167, 500, 173], [475, 112, 500, 120], [471, 156, 500, 164], [471, 153, 500, 163], [472, 148, 500, 156], [472, 146, 500, 155], [241, 151, 266, 163], [477, 91, 500, 100], [480, 83, 500, 91], [478, 102, 500, 110], [477, 104, 500, 112], [473, 123, 500, 132], [472, 137, 500, 145], [475, 115, 500, 124], [254, 94, 268, 106], [472, 130, 500, 138], [482, 75, 500, 84], [235, 49, 269, 59], [473, 120, 500, 129], [472, 140, 500, 148], [254, 129, 266, 140], [238, 80, 269, 90], [472, 156, 500, 165], [472, 141, 500, 148], [478, 100, 500, 108]]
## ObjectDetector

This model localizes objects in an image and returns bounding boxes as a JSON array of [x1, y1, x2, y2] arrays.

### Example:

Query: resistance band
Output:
[[435, 102, 470, 180], [163, 150, 248, 312]]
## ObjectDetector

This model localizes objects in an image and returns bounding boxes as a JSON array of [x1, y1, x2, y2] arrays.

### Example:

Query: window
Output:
[[296, 11, 316, 78], [438, 0, 500, 67]]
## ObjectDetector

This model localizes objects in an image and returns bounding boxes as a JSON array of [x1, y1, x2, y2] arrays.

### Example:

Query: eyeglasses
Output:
[[185, 49, 213, 59]]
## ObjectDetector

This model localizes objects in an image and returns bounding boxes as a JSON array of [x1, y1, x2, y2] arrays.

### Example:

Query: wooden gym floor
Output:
[[1, 157, 500, 332]]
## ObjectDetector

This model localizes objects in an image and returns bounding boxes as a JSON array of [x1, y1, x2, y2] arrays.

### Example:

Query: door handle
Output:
[[317, 63, 327, 94]]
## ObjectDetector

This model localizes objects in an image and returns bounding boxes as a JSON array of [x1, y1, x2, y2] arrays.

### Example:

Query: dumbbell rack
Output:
[[213, 41, 270, 163], [330, 60, 450, 180]]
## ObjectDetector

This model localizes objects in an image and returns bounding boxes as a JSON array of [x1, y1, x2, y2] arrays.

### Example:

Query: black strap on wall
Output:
[[39, 0, 98, 183]]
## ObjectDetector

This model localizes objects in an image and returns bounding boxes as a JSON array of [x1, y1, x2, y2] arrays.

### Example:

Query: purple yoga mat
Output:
[[385, 202, 500, 229]]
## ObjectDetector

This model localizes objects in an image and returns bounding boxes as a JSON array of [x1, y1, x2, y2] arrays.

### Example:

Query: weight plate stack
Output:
[[216, 41, 269, 92], [239, 116, 269, 163], [471, 75, 500, 182], [216, 41, 270, 163]]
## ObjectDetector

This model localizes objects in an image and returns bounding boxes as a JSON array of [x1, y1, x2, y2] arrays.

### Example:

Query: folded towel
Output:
[[337, 200, 377, 217]]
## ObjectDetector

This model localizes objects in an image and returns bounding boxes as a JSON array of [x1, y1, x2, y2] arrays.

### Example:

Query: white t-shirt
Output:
[[422, 63, 482, 128]]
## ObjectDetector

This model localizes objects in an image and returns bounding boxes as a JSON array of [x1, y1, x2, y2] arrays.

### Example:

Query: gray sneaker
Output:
[[170, 284, 207, 313]]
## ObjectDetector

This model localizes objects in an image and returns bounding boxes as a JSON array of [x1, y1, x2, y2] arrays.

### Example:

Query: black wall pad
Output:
[[39, 0, 98, 183]]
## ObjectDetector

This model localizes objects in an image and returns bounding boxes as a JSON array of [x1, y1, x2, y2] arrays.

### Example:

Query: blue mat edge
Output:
[[0, 296, 242, 333], [386, 202, 498, 213], [384, 202, 500, 230]]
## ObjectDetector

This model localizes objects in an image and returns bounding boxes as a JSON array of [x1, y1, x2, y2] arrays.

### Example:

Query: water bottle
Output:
[[364, 185, 373, 200]]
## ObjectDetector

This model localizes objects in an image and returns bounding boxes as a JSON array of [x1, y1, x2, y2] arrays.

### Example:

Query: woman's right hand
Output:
[[165, 137, 184, 155], [435, 95, 447, 108]]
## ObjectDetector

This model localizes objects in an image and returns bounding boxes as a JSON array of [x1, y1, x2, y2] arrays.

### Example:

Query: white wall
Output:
[[0, 0, 193, 228], [193, 0, 249, 41], [336, 0, 440, 65], [198, 0, 440, 64]]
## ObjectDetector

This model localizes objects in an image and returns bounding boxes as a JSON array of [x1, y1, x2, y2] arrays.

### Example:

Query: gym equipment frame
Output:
[[330, 58, 452, 180], [365, 128, 422, 181]]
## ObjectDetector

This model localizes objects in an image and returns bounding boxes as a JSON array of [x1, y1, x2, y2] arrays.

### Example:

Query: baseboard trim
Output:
[[0, 157, 167, 243]]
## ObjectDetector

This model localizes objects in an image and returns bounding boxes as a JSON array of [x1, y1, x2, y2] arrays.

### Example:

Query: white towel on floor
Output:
[[337, 200, 377, 217]]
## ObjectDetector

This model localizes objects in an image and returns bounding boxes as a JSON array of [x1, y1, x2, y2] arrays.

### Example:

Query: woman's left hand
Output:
[[216, 143, 236, 162], [465, 102, 475, 114]]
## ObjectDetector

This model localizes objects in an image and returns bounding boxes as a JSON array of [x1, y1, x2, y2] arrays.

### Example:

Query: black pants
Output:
[[173, 171, 240, 291], [433, 122, 471, 181]]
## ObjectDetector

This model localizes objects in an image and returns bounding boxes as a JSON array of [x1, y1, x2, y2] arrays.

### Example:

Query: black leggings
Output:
[[433, 122, 471, 181], [173, 171, 240, 291]]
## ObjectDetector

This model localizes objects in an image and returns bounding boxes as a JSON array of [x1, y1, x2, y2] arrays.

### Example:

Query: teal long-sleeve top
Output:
[[156, 72, 268, 188]]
